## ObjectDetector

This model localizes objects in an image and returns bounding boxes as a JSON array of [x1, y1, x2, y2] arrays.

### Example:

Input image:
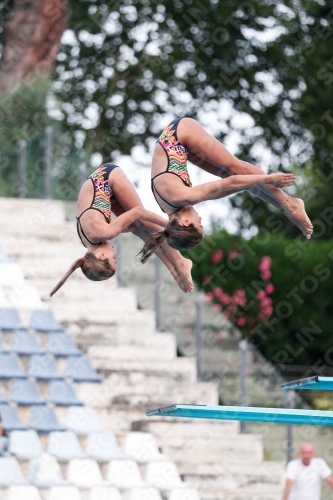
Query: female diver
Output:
[[50, 164, 193, 296], [138, 117, 313, 262]]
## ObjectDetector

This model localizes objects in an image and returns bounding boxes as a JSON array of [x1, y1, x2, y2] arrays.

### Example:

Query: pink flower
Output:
[[206, 292, 213, 301], [229, 251, 238, 260], [223, 311, 230, 319], [261, 297, 272, 307], [238, 298, 247, 306], [221, 294, 231, 304], [259, 256, 272, 270], [212, 249, 224, 264], [237, 317, 246, 327], [203, 275, 212, 284], [265, 284, 275, 294], [229, 305, 236, 314], [257, 290, 266, 299], [236, 289, 246, 297], [214, 287, 223, 297], [261, 270, 272, 280], [213, 304, 222, 312]]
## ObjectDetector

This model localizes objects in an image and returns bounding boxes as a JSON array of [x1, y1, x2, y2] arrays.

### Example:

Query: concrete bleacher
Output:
[[0, 198, 285, 500]]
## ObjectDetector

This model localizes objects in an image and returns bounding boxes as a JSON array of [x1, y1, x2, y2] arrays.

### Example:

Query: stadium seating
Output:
[[47, 380, 82, 406], [0, 384, 7, 403], [0, 457, 27, 486], [0, 309, 23, 330], [10, 330, 43, 355], [28, 354, 62, 380], [0, 353, 26, 379], [10, 379, 45, 405], [30, 310, 63, 333], [124, 432, 165, 463], [48, 486, 82, 500], [9, 430, 43, 460], [145, 461, 188, 490], [29, 405, 65, 433], [0, 403, 27, 431], [106, 459, 146, 488], [0, 333, 6, 352], [46, 333, 82, 357], [67, 458, 105, 488], [90, 487, 122, 500], [47, 431, 86, 461], [29, 453, 68, 487], [66, 406, 103, 435], [168, 489, 201, 500], [64, 355, 102, 382], [0, 245, 11, 263], [6, 485, 42, 500], [86, 432, 126, 462], [129, 488, 162, 500]]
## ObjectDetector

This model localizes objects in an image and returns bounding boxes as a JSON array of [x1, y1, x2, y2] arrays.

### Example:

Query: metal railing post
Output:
[[239, 339, 247, 433], [154, 256, 162, 331], [286, 390, 294, 463], [115, 234, 124, 288], [18, 140, 26, 198], [44, 126, 53, 199], [195, 290, 203, 382]]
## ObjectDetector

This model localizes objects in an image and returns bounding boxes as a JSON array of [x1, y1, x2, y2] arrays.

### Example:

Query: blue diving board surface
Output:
[[282, 376, 333, 391], [147, 404, 333, 426]]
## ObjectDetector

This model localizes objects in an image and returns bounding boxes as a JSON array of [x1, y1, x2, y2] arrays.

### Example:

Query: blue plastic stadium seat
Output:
[[64, 356, 102, 382], [30, 310, 63, 333], [11, 330, 43, 355], [47, 380, 82, 406], [47, 333, 81, 357], [0, 403, 27, 431], [29, 405, 65, 433], [28, 354, 62, 380], [0, 385, 7, 404], [10, 379, 45, 406], [0, 353, 26, 379], [0, 309, 23, 330]]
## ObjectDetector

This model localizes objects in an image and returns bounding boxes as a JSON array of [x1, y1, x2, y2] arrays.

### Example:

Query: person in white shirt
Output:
[[283, 442, 333, 500]]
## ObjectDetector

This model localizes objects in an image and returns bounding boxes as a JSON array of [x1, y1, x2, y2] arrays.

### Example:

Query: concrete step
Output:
[[92, 358, 197, 383], [132, 418, 240, 437], [183, 472, 283, 491], [77, 380, 218, 409], [87, 337, 177, 361], [172, 461, 284, 476]]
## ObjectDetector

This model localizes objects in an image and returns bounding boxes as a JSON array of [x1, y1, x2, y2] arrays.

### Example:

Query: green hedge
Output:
[[186, 230, 333, 372]]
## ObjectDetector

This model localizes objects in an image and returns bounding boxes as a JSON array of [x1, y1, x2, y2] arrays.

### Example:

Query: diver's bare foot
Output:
[[178, 258, 194, 293], [283, 197, 313, 239], [169, 265, 190, 293]]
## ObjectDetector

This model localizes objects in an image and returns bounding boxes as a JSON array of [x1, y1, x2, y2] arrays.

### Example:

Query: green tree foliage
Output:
[[187, 229, 333, 374]]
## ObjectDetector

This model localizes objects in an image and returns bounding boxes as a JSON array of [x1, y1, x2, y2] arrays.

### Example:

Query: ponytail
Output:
[[49, 253, 115, 297], [50, 257, 83, 297], [138, 218, 203, 263]]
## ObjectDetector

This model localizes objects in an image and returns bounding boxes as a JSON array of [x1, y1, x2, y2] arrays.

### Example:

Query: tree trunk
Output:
[[0, 0, 69, 94]]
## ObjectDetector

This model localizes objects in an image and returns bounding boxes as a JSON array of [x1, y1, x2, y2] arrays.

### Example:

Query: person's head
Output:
[[299, 443, 314, 466], [138, 206, 203, 263], [49, 242, 117, 297]]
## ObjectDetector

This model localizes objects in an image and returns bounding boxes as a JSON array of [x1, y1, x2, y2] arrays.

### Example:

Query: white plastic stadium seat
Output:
[[10, 430, 43, 460], [47, 431, 86, 461], [106, 460, 146, 489], [48, 486, 82, 500], [29, 453, 68, 487], [124, 432, 165, 463], [67, 458, 105, 488], [129, 487, 162, 500], [86, 432, 126, 462], [66, 406, 103, 435], [0, 457, 27, 486], [90, 487, 123, 500], [168, 489, 201, 500], [145, 461, 188, 490], [6, 485, 42, 500]]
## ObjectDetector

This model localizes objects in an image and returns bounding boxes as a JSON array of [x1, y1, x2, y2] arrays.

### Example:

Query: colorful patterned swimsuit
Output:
[[151, 118, 192, 214], [76, 164, 119, 247]]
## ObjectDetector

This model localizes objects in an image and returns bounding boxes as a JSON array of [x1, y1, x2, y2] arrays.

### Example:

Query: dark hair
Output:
[[138, 218, 203, 264], [49, 252, 115, 297]]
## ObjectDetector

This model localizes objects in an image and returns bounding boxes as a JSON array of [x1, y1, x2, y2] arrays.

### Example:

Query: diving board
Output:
[[147, 404, 333, 426], [282, 376, 333, 391]]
